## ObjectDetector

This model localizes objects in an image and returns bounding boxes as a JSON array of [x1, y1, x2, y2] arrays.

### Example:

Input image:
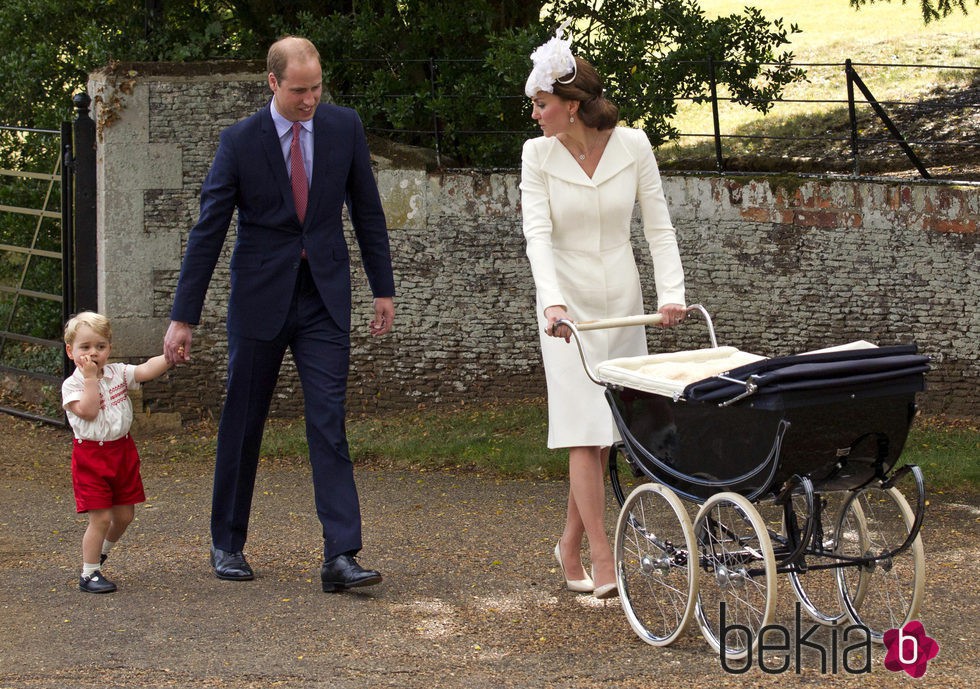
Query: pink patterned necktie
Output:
[[290, 121, 308, 223]]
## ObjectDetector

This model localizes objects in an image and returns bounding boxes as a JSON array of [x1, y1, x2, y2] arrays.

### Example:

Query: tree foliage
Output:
[[848, 0, 977, 23], [545, 0, 806, 147], [0, 0, 807, 166]]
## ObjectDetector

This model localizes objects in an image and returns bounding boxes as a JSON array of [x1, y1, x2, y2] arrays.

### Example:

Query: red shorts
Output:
[[71, 434, 146, 513]]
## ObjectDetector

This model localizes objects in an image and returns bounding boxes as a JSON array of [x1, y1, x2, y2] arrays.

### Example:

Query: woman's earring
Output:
[[569, 116, 575, 124]]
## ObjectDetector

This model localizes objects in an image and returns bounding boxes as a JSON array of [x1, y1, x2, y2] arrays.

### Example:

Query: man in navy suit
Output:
[[164, 36, 395, 592]]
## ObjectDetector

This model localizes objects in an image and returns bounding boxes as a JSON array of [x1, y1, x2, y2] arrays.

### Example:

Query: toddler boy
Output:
[[62, 311, 174, 593]]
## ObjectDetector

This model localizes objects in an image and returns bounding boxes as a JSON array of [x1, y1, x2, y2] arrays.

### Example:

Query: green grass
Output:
[[898, 418, 980, 491], [657, 0, 980, 171], [252, 399, 979, 492], [697, 0, 976, 57], [346, 400, 561, 477], [257, 399, 560, 477]]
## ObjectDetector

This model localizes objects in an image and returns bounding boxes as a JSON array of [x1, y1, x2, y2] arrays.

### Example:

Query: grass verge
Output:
[[899, 416, 980, 492], [259, 399, 560, 478]]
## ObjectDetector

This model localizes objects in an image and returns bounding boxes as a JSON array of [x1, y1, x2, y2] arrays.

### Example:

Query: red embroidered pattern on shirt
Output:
[[107, 382, 129, 407]]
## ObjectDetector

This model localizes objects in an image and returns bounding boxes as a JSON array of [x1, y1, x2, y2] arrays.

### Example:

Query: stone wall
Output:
[[89, 64, 979, 420]]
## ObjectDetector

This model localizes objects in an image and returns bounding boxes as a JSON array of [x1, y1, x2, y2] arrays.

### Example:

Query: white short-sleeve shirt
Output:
[[62, 362, 139, 441]]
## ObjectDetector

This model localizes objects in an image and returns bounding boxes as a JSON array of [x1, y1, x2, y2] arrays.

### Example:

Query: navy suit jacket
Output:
[[171, 102, 394, 340]]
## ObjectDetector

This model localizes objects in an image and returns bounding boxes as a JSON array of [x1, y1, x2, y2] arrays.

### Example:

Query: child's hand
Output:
[[76, 354, 99, 378]]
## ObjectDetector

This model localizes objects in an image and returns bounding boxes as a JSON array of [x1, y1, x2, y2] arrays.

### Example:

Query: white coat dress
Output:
[[520, 126, 685, 448]]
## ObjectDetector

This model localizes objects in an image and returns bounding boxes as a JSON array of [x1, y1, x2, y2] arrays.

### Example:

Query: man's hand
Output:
[[370, 297, 395, 336], [164, 320, 193, 365]]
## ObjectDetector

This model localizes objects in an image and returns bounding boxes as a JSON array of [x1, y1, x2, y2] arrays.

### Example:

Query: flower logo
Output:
[[883, 620, 939, 678]]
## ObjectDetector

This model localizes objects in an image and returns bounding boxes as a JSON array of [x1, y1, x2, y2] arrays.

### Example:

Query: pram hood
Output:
[[683, 343, 930, 405]]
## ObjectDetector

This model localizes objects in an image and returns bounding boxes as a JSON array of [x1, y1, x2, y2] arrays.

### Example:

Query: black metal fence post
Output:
[[845, 60, 860, 176], [707, 56, 724, 172], [60, 119, 75, 382], [428, 57, 442, 169], [72, 92, 98, 311], [845, 59, 931, 179]]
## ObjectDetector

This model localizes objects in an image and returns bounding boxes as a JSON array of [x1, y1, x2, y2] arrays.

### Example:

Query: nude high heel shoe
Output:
[[592, 567, 619, 600], [554, 541, 594, 593]]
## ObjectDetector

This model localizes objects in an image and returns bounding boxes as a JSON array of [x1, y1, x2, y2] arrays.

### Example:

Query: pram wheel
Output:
[[694, 492, 777, 660], [787, 491, 852, 626], [614, 483, 698, 646], [834, 485, 925, 643]]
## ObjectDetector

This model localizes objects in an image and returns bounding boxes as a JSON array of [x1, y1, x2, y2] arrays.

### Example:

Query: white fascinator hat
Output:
[[524, 19, 578, 98]]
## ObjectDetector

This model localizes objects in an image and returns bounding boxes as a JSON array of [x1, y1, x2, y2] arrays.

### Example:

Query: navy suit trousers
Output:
[[210, 261, 362, 560]]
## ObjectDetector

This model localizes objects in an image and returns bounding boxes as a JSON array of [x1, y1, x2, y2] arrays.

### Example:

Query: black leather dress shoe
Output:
[[320, 554, 382, 592], [210, 546, 255, 581]]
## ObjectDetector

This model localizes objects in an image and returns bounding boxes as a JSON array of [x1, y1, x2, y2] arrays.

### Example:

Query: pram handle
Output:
[[556, 304, 718, 386], [575, 314, 664, 330]]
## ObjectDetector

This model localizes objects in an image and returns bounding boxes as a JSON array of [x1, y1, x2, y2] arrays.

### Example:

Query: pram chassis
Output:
[[558, 305, 928, 659]]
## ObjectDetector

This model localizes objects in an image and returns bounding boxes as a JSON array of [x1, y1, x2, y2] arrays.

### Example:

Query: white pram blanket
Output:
[[597, 347, 767, 397], [596, 341, 878, 398]]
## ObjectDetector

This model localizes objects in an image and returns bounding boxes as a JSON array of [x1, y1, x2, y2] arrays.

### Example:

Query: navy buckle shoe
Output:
[[79, 570, 117, 594]]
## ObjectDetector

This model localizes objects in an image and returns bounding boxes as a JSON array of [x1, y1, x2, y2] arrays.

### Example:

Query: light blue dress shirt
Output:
[[270, 99, 312, 187]]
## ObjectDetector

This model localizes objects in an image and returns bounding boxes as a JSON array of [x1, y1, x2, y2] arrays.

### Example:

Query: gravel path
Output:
[[0, 414, 976, 688]]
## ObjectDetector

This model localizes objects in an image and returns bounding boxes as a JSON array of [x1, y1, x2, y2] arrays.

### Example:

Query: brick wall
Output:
[[90, 63, 979, 420]]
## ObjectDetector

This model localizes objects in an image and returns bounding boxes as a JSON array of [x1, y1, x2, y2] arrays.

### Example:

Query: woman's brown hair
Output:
[[551, 57, 619, 131]]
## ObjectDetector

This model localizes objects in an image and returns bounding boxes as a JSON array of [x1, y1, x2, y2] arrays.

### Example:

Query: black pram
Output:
[[560, 306, 929, 660]]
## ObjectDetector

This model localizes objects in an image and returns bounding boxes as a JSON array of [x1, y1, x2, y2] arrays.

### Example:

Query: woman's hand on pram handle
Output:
[[658, 303, 687, 327], [544, 305, 573, 342]]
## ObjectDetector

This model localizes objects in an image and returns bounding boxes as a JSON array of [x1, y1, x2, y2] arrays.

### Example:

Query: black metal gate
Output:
[[0, 95, 96, 425]]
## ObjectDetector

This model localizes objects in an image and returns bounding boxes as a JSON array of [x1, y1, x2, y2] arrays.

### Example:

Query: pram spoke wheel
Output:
[[614, 483, 698, 646], [694, 492, 777, 660], [787, 491, 852, 626], [834, 485, 925, 643]]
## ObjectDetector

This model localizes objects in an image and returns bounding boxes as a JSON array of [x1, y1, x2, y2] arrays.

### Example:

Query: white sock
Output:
[[82, 562, 100, 578], [102, 539, 116, 557]]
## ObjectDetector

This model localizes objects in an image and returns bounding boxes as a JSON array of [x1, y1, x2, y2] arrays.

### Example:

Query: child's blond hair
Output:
[[64, 311, 112, 345]]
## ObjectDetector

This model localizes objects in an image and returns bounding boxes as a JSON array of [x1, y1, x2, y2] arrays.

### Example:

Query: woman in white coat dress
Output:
[[520, 37, 686, 599]]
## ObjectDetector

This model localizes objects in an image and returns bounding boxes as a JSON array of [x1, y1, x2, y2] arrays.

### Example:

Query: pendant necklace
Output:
[[577, 133, 606, 161]]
